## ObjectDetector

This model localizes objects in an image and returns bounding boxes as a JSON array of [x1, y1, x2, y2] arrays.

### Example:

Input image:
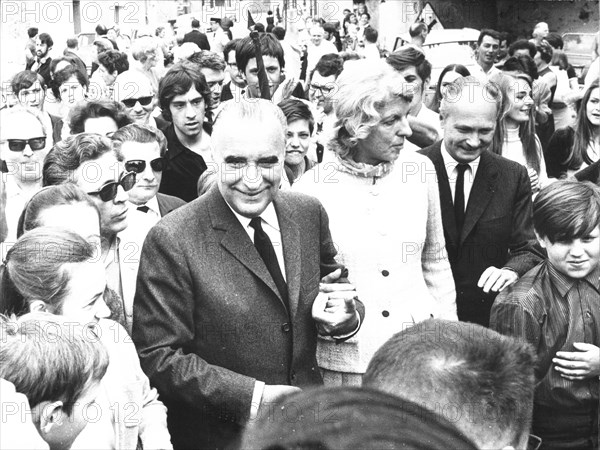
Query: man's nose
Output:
[[94, 295, 111, 320], [114, 184, 129, 203], [22, 145, 34, 157]]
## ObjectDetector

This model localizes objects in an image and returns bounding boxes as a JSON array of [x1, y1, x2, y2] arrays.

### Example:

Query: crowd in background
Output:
[[0, 3, 599, 449]]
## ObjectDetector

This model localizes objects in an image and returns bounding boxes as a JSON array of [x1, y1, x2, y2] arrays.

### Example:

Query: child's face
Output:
[[538, 226, 600, 279]]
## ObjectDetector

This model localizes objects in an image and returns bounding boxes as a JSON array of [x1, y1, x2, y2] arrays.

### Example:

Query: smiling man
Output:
[[157, 60, 213, 202], [133, 99, 364, 449], [419, 76, 543, 327], [472, 29, 501, 83]]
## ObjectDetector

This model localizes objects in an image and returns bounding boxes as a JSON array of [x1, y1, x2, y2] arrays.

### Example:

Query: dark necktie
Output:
[[249, 217, 289, 308], [137, 205, 150, 213], [454, 164, 469, 233]]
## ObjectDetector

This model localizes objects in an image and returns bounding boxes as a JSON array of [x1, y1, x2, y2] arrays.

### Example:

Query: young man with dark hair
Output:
[[26, 32, 54, 86], [0, 312, 109, 450], [158, 60, 212, 202], [188, 50, 226, 111], [220, 38, 246, 102], [472, 29, 501, 82], [182, 19, 210, 50], [491, 180, 600, 450], [363, 318, 536, 450]]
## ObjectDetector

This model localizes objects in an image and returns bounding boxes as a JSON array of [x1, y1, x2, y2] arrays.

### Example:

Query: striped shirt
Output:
[[491, 261, 600, 413]]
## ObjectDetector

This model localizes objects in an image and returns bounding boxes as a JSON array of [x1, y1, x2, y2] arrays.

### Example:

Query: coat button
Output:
[[381, 270, 389, 277], [281, 323, 291, 332], [382, 310, 389, 317]]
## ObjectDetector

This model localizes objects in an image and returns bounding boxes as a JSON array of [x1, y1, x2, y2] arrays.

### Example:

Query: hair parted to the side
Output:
[[387, 46, 432, 83], [68, 99, 132, 134], [42, 133, 118, 187], [0, 227, 96, 318], [240, 386, 478, 450], [17, 184, 99, 239], [0, 312, 108, 416], [97, 50, 129, 75], [440, 75, 503, 122], [477, 28, 501, 46], [111, 123, 168, 157], [158, 59, 211, 122], [533, 180, 600, 243], [330, 58, 412, 160], [188, 50, 226, 72], [363, 318, 536, 450], [278, 98, 315, 134], [235, 33, 285, 74]]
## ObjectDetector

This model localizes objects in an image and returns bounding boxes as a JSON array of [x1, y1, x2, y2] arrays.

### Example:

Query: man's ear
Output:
[[28, 300, 49, 313], [111, 70, 118, 79], [38, 401, 64, 435]]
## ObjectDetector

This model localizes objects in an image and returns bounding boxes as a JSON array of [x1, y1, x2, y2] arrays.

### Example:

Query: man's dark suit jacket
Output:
[[182, 29, 210, 50], [156, 192, 186, 216], [132, 185, 364, 449], [419, 142, 543, 326], [575, 160, 600, 186]]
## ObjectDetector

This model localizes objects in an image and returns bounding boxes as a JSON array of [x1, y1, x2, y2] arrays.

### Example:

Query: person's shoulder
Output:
[[157, 192, 187, 210], [278, 189, 323, 209], [496, 262, 547, 308]]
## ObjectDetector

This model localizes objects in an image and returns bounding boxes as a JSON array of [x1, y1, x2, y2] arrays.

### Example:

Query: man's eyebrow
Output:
[[225, 156, 247, 163], [257, 156, 279, 164]]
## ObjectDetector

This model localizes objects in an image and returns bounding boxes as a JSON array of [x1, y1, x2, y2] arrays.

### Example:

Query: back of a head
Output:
[[191, 19, 200, 29], [545, 32, 564, 50], [240, 386, 478, 450], [535, 40, 553, 63], [0, 312, 109, 415], [364, 26, 378, 44], [27, 27, 38, 38], [533, 180, 600, 242], [272, 26, 286, 41], [95, 24, 108, 36], [502, 55, 539, 80], [363, 318, 536, 449], [66, 37, 78, 49], [508, 39, 536, 58], [43, 133, 115, 187], [409, 22, 428, 38], [314, 53, 344, 78]]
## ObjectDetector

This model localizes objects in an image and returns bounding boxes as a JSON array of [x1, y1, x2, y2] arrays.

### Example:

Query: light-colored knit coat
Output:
[[294, 150, 457, 373]]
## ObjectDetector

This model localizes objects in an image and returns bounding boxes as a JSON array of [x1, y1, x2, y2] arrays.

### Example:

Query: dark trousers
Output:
[[533, 404, 599, 450]]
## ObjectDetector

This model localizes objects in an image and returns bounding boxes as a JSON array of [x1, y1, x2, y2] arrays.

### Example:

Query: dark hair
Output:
[[254, 23, 265, 33], [49, 54, 88, 84], [16, 184, 99, 239], [0, 312, 109, 416], [536, 41, 553, 63], [272, 26, 286, 40], [11, 70, 46, 96], [158, 60, 211, 122], [533, 180, 600, 242], [188, 50, 226, 71], [477, 29, 501, 46], [499, 31, 511, 45], [240, 386, 479, 450], [364, 27, 378, 44], [235, 33, 285, 74], [98, 50, 129, 75], [27, 27, 38, 38], [191, 19, 200, 28], [431, 64, 470, 113], [508, 39, 536, 58], [69, 100, 132, 134], [409, 22, 428, 38], [387, 46, 432, 83], [502, 55, 539, 80], [564, 80, 600, 169], [155, 26, 165, 36], [52, 66, 89, 101], [313, 53, 344, 78], [0, 227, 97, 318], [545, 32, 564, 50], [95, 24, 108, 35], [222, 38, 239, 62], [364, 319, 536, 449], [66, 37, 78, 49], [38, 32, 53, 48], [278, 98, 315, 134], [43, 133, 119, 187], [111, 123, 168, 157]]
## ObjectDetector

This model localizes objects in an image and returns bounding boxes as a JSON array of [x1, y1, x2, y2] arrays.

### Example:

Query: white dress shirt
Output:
[[441, 141, 480, 209]]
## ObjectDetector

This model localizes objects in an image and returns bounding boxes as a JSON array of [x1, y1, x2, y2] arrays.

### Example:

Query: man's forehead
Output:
[[201, 68, 225, 81], [121, 140, 160, 157], [172, 87, 202, 101], [312, 72, 336, 85], [117, 79, 153, 98], [480, 36, 500, 45]]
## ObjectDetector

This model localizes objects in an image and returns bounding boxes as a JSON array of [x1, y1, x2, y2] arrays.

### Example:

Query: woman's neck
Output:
[[288, 158, 306, 181]]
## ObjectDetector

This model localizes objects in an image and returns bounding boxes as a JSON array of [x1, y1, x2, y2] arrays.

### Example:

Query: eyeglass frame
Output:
[[124, 157, 167, 174], [87, 171, 136, 202], [122, 96, 154, 108], [7, 137, 47, 152]]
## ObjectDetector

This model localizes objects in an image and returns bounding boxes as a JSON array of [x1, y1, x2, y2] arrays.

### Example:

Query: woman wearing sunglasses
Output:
[[1, 106, 52, 245], [43, 133, 140, 326]]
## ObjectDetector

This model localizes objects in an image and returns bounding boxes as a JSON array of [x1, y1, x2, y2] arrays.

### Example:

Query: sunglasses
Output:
[[87, 171, 136, 202], [309, 84, 335, 96], [7, 137, 46, 152], [122, 96, 153, 108], [125, 157, 167, 173]]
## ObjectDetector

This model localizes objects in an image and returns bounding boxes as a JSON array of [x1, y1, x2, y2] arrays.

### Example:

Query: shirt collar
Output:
[[440, 141, 480, 176], [226, 201, 280, 233], [547, 262, 600, 297], [128, 195, 160, 215]]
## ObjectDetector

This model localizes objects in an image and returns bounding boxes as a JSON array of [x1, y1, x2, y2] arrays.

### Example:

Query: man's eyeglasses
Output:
[[309, 84, 335, 96], [125, 158, 167, 174], [7, 137, 46, 152], [87, 171, 136, 202], [122, 96, 153, 108]]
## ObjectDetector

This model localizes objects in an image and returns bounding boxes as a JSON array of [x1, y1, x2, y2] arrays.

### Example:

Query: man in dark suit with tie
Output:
[[132, 99, 363, 449], [419, 76, 542, 327], [182, 19, 211, 51]]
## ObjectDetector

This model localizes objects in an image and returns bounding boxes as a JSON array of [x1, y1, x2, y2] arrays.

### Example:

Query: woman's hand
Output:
[[527, 167, 541, 193]]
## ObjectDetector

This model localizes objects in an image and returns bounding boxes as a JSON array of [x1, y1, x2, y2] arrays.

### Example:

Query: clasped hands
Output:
[[553, 343, 600, 381], [312, 268, 359, 337]]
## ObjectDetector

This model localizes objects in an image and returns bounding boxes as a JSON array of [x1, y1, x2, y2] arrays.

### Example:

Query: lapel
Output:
[[207, 186, 289, 313], [428, 144, 460, 245], [156, 194, 166, 217], [273, 193, 301, 320], [460, 151, 499, 244]]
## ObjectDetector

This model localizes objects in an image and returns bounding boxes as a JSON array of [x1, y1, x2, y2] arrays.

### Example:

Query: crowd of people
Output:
[[0, 4, 599, 450]]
